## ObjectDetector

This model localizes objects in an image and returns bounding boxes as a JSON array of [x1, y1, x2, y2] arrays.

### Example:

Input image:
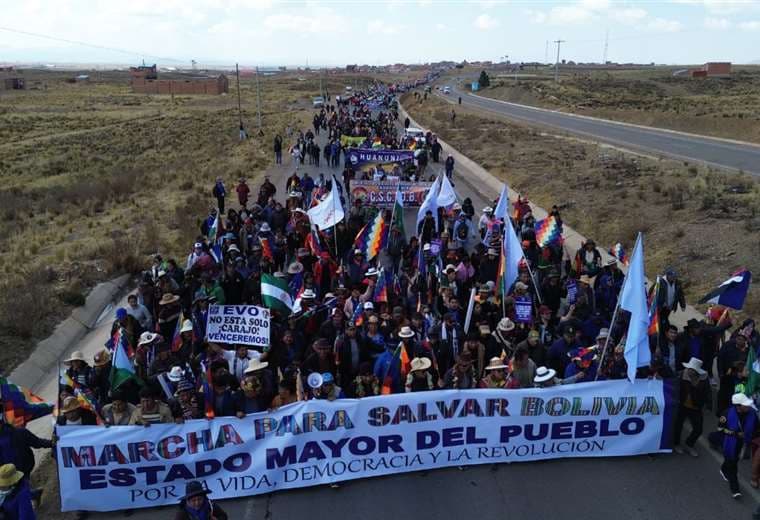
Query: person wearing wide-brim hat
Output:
[[398, 325, 417, 356], [89, 348, 113, 407], [479, 356, 518, 389], [57, 396, 98, 426], [237, 359, 273, 416], [62, 350, 91, 389], [175, 480, 228, 520], [490, 318, 517, 360], [673, 357, 710, 458], [405, 357, 434, 392], [157, 292, 182, 342], [533, 366, 559, 388], [287, 261, 304, 275], [0, 463, 34, 520]]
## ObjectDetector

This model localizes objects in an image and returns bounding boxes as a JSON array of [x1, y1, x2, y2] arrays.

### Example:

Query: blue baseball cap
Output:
[[322, 373, 334, 384], [115, 308, 127, 320]]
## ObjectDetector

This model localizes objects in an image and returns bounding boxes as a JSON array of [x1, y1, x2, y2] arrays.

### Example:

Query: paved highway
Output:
[[441, 84, 760, 176]]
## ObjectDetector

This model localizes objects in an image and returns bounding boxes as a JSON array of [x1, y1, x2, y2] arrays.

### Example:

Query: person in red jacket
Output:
[[236, 178, 250, 209]]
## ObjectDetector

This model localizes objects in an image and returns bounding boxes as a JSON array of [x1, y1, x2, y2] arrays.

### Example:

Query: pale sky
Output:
[[2, 0, 760, 67]]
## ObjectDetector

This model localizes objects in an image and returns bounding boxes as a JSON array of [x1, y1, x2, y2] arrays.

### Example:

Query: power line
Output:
[[0, 25, 187, 64]]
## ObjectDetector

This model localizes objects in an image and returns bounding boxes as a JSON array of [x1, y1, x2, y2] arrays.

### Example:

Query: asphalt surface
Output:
[[440, 82, 760, 176], [40, 108, 758, 519]]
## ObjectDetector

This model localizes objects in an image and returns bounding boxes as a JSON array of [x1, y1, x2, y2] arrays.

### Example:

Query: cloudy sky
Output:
[[2, 0, 759, 67]]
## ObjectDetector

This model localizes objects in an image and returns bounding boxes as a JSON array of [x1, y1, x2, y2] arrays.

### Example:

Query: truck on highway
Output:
[[443, 86, 451, 94], [312, 96, 325, 108]]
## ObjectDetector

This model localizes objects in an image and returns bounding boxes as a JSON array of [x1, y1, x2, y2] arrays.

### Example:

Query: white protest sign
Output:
[[206, 305, 270, 347]]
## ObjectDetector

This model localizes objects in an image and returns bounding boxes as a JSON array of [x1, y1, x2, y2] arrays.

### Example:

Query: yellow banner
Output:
[[340, 135, 366, 147]]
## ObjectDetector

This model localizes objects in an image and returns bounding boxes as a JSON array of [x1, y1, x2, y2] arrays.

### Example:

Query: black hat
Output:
[[181, 481, 210, 501]]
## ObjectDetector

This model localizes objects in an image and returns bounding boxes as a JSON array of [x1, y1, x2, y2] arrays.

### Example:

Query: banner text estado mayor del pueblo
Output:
[[56, 380, 674, 512], [205, 305, 270, 348]]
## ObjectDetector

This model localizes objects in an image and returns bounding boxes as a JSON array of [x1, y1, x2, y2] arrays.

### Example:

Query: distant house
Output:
[[688, 62, 731, 78], [129, 64, 158, 80], [346, 64, 357, 72], [2, 78, 25, 90]]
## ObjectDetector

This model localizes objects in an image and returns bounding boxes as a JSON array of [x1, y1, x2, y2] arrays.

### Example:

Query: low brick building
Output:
[[131, 75, 229, 95], [689, 62, 731, 78], [129, 64, 158, 80], [1, 78, 25, 90]]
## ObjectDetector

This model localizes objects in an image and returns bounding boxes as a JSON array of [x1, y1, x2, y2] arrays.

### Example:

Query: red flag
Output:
[[260, 237, 274, 262]]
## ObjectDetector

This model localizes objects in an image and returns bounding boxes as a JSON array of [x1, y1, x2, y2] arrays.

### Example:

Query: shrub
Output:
[[0, 270, 54, 338], [58, 285, 86, 307]]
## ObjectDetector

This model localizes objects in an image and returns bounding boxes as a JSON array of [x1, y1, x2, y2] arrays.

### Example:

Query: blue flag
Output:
[[493, 183, 509, 222], [698, 269, 752, 310], [502, 212, 525, 296], [619, 233, 650, 381]]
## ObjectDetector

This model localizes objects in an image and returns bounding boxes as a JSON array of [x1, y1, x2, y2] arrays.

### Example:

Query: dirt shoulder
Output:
[[403, 91, 760, 317], [473, 67, 760, 145]]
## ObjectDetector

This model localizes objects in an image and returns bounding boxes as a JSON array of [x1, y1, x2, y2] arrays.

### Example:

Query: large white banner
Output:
[[206, 305, 270, 347], [56, 380, 674, 512]]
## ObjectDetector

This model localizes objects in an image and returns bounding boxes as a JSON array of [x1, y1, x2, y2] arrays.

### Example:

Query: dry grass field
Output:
[[475, 66, 760, 144], [0, 69, 372, 372], [403, 92, 760, 318]]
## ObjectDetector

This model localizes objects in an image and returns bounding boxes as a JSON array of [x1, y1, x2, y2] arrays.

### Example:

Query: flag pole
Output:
[[501, 239, 507, 318], [463, 287, 476, 334], [595, 298, 622, 381], [523, 259, 543, 305], [332, 176, 339, 260], [595, 232, 641, 381]]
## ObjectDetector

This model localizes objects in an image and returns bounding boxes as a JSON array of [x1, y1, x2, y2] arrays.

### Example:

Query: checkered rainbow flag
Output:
[[0, 376, 54, 427]]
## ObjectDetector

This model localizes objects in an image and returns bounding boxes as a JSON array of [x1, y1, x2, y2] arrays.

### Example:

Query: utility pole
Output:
[[554, 39, 565, 83], [256, 65, 263, 134], [545, 40, 549, 65], [602, 29, 609, 65], [235, 63, 242, 128]]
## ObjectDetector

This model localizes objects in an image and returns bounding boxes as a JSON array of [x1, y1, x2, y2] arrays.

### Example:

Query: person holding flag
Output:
[[649, 267, 686, 328], [416, 175, 441, 244], [386, 185, 407, 273], [0, 400, 52, 479], [597, 232, 651, 382]]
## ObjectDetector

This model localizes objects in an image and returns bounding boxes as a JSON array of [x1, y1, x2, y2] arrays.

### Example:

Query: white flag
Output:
[[307, 176, 344, 230], [416, 175, 441, 232], [437, 173, 457, 207]]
